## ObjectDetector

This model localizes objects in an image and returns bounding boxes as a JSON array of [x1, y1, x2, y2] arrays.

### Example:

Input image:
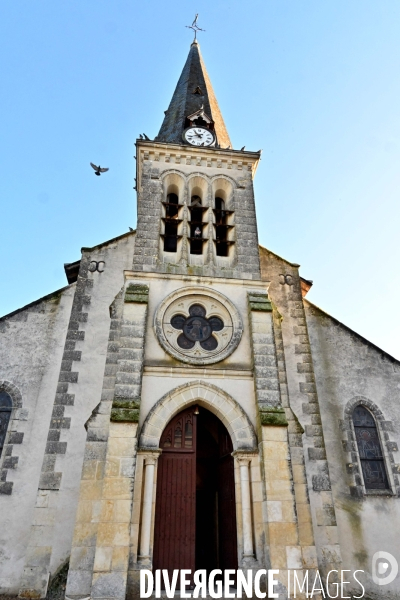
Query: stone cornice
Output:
[[136, 139, 261, 181]]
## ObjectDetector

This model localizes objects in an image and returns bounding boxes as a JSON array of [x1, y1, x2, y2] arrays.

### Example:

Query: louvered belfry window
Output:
[[353, 405, 389, 490], [0, 392, 12, 458], [163, 193, 180, 252]]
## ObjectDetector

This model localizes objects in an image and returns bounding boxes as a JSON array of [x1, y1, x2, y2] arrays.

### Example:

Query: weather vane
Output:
[[186, 14, 205, 41]]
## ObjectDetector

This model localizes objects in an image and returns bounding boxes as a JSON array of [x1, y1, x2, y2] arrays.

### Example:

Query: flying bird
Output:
[[90, 163, 109, 176]]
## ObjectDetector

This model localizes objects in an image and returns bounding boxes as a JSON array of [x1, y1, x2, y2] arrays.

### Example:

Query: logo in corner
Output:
[[372, 551, 398, 586]]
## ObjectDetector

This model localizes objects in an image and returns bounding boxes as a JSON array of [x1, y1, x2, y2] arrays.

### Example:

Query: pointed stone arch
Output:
[[139, 380, 257, 451]]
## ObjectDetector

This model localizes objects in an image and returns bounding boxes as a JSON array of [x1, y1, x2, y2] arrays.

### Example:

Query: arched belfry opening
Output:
[[153, 405, 238, 578]]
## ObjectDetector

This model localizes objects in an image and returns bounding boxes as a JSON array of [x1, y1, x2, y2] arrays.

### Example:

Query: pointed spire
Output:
[[156, 41, 231, 148]]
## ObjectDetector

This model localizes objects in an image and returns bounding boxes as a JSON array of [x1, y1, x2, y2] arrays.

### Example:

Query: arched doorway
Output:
[[153, 405, 238, 578]]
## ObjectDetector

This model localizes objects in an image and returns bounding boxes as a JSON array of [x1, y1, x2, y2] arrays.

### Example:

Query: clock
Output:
[[183, 127, 215, 147]]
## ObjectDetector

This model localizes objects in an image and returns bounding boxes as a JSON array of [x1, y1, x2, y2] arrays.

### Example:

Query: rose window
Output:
[[155, 288, 243, 365], [171, 304, 224, 351]]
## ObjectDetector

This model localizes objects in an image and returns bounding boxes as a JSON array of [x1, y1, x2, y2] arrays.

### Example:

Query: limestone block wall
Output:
[[128, 271, 257, 377], [247, 288, 318, 597], [259, 247, 342, 580], [305, 300, 400, 597], [66, 280, 148, 600], [0, 233, 136, 596], [0, 287, 74, 595], [132, 141, 261, 280], [91, 421, 138, 600]]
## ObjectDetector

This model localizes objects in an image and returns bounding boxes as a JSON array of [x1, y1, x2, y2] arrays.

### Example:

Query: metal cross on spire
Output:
[[186, 14, 205, 41]]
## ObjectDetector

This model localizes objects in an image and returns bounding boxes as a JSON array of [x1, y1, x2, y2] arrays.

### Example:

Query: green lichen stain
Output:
[[110, 408, 139, 422], [49, 293, 62, 306], [248, 292, 272, 312], [259, 407, 288, 426], [338, 496, 368, 570], [46, 560, 69, 600], [112, 399, 140, 409], [124, 283, 149, 303]]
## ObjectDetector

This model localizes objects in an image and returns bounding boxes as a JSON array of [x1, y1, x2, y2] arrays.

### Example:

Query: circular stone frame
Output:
[[154, 287, 243, 365]]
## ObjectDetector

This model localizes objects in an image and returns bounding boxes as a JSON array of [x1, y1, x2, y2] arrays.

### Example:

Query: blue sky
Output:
[[1, 1, 400, 358]]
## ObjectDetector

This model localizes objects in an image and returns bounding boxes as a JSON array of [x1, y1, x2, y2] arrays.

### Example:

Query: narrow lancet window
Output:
[[214, 196, 230, 257], [189, 195, 205, 255], [163, 192, 180, 252], [353, 405, 389, 490], [0, 392, 12, 458]]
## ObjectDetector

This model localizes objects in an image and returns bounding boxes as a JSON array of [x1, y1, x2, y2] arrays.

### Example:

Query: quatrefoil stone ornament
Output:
[[154, 287, 243, 365], [171, 304, 224, 351]]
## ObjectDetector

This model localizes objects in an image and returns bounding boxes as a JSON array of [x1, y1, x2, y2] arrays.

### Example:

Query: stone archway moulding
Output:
[[139, 380, 257, 452], [0, 380, 23, 407], [0, 380, 24, 495], [341, 395, 400, 497]]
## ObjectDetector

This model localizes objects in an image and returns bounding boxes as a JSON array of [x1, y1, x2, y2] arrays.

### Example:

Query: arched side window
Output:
[[352, 405, 389, 490], [0, 392, 12, 458]]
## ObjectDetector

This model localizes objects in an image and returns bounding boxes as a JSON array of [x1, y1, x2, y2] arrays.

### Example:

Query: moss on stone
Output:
[[124, 284, 149, 304], [46, 560, 69, 600], [112, 399, 140, 409], [248, 292, 272, 312], [259, 407, 288, 426], [110, 408, 139, 422]]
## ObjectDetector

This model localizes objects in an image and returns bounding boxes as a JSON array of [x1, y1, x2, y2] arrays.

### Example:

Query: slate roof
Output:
[[155, 40, 232, 148]]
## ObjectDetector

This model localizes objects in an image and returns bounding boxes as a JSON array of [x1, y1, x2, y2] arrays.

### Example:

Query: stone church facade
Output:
[[1, 40, 400, 600]]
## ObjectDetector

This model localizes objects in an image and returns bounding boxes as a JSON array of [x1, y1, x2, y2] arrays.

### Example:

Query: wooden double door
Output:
[[153, 406, 238, 577]]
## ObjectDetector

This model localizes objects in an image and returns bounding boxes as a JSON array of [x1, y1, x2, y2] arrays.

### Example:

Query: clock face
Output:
[[184, 127, 215, 147]]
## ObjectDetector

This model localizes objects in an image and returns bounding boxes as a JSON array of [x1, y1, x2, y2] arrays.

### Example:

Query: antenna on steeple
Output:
[[186, 14, 205, 42]]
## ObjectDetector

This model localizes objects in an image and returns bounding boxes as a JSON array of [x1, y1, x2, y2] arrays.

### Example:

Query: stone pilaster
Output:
[[272, 310, 317, 569], [247, 291, 286, 423], [287, 293, 342, 576], [132, 158, 162, 272], [248, 292, 318, 598], [90, 422, 139, 600], [233, 174, 261, 280], [65, 283, 149, 600]]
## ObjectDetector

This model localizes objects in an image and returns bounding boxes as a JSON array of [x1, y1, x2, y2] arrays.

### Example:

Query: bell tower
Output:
[[132, 39, 262, 280]]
